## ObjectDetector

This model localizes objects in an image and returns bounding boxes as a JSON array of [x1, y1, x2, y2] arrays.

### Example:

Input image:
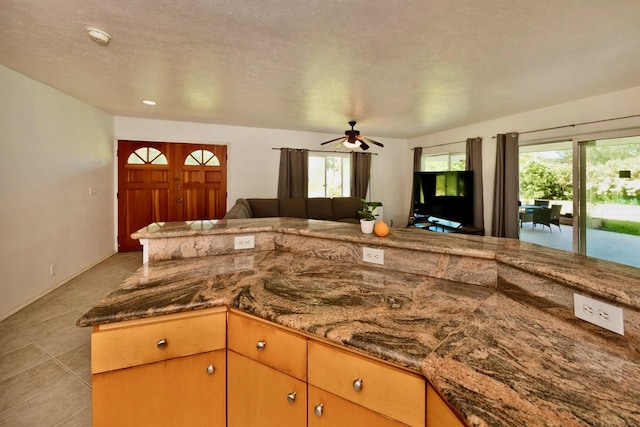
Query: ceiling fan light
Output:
[[343, 140, 361, 149], [87, 27, 112, 45]]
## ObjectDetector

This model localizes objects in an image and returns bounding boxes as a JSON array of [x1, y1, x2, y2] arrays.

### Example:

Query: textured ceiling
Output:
[[2, 0, 640, 138]]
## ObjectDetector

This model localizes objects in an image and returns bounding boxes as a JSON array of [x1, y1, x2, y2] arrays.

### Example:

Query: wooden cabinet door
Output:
[[227, 351, 307, 427], [426, 384, 465, 427], [308, 385, 406, 427], [92, 350, 226, 427]]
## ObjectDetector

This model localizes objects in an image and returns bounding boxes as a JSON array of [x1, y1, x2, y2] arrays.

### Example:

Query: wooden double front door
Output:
[[117, 140, 227, 251]]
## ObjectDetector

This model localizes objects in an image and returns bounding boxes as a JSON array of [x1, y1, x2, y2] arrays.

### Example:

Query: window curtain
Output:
[[350, 152, 372, 199], [491, 133, 519, 238], [407, 147, 422, 225], [465, 138, 484, 231], [277, 148, 308, 198]]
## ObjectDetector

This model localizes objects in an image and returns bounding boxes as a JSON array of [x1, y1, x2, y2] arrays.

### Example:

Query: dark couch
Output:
[[223, 197, 362, 223]]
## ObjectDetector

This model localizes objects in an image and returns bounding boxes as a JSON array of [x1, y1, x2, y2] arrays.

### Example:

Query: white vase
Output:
[[360, 219, 375, 234]]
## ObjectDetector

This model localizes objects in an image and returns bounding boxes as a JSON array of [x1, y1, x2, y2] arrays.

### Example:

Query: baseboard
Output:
[[0, 251, 117, 322]]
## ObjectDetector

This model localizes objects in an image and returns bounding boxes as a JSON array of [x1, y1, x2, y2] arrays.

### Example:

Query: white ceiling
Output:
[[2, 0, 640, 139]]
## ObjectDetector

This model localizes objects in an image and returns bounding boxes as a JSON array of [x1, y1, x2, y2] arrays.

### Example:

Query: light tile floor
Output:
[[0, 252, 142, 426]]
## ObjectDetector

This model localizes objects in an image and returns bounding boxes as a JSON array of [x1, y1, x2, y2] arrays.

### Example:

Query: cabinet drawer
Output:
[[308, 385, 406, 427], [228, 311, 307, 381], [308, 341, 425, 427], [92, 308, 226, 373]]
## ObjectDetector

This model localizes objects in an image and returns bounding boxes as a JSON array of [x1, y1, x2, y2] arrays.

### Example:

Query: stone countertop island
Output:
[[79, 218, 640, 426]]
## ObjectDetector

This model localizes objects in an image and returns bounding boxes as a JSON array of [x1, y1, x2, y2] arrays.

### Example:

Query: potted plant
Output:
[[358, 199, 381, 233]]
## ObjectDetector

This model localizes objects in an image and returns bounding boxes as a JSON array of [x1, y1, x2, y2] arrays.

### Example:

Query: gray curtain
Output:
[[350, 152, 372, 199], [465, 138, 484, 231], [408, 147, 422, 225], [277, 148, 308, 198], [491, 133, 519, 238]]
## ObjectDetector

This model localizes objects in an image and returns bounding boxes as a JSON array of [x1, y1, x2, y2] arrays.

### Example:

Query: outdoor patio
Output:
[[519, 223, 640, 269]]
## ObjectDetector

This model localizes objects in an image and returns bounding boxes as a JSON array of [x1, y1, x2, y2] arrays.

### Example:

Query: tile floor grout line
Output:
[[18, 327, 92, 390]]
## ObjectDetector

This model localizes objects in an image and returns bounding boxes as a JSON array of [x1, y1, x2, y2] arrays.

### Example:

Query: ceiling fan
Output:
[[320, 121, 384, 151]]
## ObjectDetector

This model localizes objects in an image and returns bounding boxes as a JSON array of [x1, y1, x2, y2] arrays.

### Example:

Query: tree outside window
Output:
[[309, 153, 350, 197], [421, 153, 465, 171]]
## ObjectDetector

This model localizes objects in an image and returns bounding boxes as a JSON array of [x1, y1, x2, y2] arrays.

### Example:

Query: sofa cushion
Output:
[[331, 197, 362, 221], [306, 198, 334, 220], [247, 199, 280, 217], [223, 198, 252, 219], [278, 198, 307, 218]]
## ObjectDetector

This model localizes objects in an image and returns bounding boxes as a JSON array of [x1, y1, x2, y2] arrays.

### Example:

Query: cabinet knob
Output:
[[353, 378, 363, 392], [156, 338, 167, 349], [206, 364, 215, 375], [256, 340, 266, 350], [314, 403, 324, 417], [287, 391, 296, 403]]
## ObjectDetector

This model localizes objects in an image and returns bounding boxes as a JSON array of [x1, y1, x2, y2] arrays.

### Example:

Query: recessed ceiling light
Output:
[[87, 27, 112, 45], [142, 100, 157, 106]]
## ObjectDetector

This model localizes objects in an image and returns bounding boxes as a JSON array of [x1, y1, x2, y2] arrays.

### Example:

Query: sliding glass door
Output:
[[519, 136, 639, 268], [577, 136, 640, 267]]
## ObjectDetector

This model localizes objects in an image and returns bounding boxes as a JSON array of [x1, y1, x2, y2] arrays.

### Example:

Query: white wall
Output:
[[410, 85, 640, 235], [0, 65, 115, 320], [115, 117, 412, 226]]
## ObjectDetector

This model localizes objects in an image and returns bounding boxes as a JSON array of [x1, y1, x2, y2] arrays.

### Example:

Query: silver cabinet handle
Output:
[[353, 378, 363, 392], [156, 338, 167, 349], [256, 340, 266, 350], [314, 403, 324, 417], [206, 364, 215, 375], [287, 392, 296, 403]]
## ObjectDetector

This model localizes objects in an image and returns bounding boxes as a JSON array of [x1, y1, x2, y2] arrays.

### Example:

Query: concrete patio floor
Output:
[[519, 223, 640, 269]]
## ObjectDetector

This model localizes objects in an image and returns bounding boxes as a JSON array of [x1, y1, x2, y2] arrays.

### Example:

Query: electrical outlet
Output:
[[573, 293, 624, 335], [234, 235, 255, 250], [89, 186, 97, 196], [234, 256, 255, 270], [50, 264, 57, 277], [363, 247, 384, 265]]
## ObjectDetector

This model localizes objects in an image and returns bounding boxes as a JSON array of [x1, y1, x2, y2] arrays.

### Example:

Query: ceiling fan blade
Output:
[[359, 141, 370, 151], [320, 136, 346, 145], [362, 136, 384, 148]]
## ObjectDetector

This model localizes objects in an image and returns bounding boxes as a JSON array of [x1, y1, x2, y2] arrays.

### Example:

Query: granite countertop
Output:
[[133, 217, 640, 310], [78, 246, 640, 426]]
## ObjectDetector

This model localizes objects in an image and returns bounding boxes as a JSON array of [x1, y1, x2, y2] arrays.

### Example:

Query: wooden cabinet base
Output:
[[308, 385, 406, 426], [426, 384, 465, 427], [92, 350, 226, 427], [227, 351, 307, 426]]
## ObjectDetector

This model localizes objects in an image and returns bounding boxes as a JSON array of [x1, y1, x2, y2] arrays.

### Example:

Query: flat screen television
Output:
[[413, 171, 474, 225]]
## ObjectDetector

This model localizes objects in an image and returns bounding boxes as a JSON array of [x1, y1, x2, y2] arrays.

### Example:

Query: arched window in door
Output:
[[184, 149, 221, 166], [126, 147, 168, 165]]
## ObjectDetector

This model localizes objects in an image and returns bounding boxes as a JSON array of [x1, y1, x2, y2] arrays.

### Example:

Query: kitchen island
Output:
[[78, 218, 640, 426]]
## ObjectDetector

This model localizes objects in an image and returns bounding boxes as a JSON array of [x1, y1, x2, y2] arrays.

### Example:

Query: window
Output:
[[308, 153, 350, 197], [421, 153, 465, 171], [127, 147, 168, 165], [184, 149, 220, 166]]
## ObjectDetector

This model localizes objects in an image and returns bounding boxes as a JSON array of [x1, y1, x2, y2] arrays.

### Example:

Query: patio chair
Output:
[[533, 207, 553, 232], [549, 204, 562, 232], [534, 199, 549, 207]]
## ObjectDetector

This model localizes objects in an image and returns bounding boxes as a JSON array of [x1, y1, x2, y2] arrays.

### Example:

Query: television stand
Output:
[[412, 216, 483, 236]]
